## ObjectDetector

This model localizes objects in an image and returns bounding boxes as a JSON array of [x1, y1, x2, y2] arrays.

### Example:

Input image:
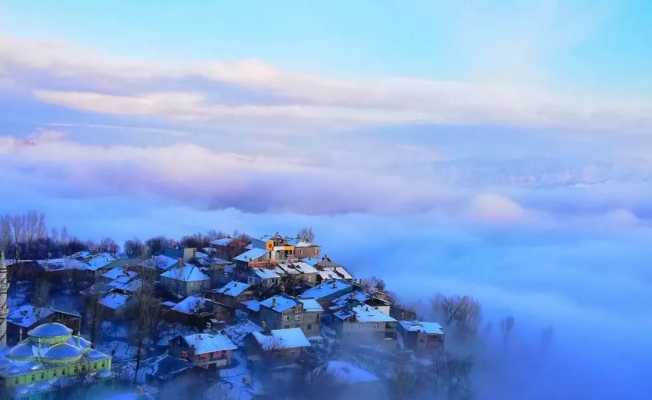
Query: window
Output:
[[307, 324, 312, 330]]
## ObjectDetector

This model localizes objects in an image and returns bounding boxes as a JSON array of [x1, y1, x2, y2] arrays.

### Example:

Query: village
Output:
[[0, 229, 470, 399]]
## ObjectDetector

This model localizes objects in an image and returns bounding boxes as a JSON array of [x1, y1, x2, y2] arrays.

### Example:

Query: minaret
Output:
[[0, 251, 9, 346]]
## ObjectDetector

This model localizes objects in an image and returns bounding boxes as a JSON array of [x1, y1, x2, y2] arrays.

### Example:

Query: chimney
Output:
[[271, 297, 277, 309]]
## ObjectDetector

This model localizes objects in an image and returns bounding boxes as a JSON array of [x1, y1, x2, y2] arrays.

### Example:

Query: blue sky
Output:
[[1, 2, 652, 398]]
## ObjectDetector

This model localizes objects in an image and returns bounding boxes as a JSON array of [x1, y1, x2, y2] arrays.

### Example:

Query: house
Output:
[[397, 321, 445, 354], [196, 257, 235, 287], [0, 322, 111, 395], [240, 299, 262, 321], [99, 266, 137, 285], [259, 295, 304, 332], [332, 305, 398, 344], [247, 328, 311, 363], [247, 267, 281, 289], [233, 248, 268, 268], [145, 254, 180, 273], [98, 291, 132, 317], [208, 281, 254, 308], [300, 280, 353, 306], [277, 262, 318, 286], [167, 296, 232, 328], [169, 333, 237, 369], [7, 304, 82, 345], [293, 241, 320, 259], [298, 298, 323, 337], [365, 296, 392, 316], [160, 263, 210, 298], [309, 360, 388, 400]]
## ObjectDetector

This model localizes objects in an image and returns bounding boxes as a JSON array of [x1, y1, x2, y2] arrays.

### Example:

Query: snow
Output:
[[259, 295, 298, 313], [44, 343, 82, 360], [241, 300, 261, 313], [299, 298, 324, 312], [252, 328, 311, 350], [171, 296, 212, 315], [8, 304, 54, 328], [181, 333, 237, 354], [210, 237, 232, 246], [28, 322, 72, 338], [224, 320, 262, 346], [251, 267, 280, 280], [85, 253, 116, 271], [295, 241, 314, 247], [149, 255, 179, 271], [99, 292, 130, 310], [330, 290, 369, 311], [233, 248, 267, 263], [399, 320, 444, 335], [160, 263, 209, 282], [325, 360, 379, 384], [347, 305, 396, 323], [300, 280, 352, 300], [214, 281, 251, 297], [102, 266, 137, 281]]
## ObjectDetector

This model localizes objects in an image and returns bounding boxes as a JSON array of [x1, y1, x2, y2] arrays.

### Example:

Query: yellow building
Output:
[[0, 322, 111, 395]]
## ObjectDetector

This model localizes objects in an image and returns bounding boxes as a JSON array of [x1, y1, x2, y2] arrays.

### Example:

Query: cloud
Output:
[[467, 193, 530, 223], [2, 35, 651, 132]]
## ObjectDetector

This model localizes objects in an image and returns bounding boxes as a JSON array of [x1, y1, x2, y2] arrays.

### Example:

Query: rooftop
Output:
[[251, 328, 311, 350], [161, 263, 209, 282], [300, 280, 352, 300], [399, 320, 444, 335], [28, 322, 73, 338], [181, 333, 237, 355], [213, 281, 251, 297], [260, 295, 299, 313], [233, 248, 267, 263]]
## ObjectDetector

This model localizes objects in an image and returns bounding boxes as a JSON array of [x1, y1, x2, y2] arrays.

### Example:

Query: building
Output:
[[293, 241, 320, 259], [233, 248, 268, 268], [7, 304, 82, 345], [298, 298, 323, 337], [247, 328, 311, 364], [169, 333, 237, 369], [333, 305, 398, 344], [98, 291, 132, 318], [397, 321, 445, 354], [259, 295, 304, 332], [160, 263, 210, 298], [0, 322, 111, 395], [300, 280, 353, 306], [208, 281, 254, 308], [277, 262, 318, 286], [247, 267, 281, 289], [165, 296, 232, 328]]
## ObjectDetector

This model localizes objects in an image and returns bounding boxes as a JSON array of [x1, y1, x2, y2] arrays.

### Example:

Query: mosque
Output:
[[0, 321, 112, 394]]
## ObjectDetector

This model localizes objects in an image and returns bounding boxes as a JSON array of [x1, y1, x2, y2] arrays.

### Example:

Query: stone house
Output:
[[169, 333, 237, 369], [160, 263, 210, 299], [246, 328, 311, 364], [397, 321, 445, 354], [207, 281, 254, 308], [332, 304, 398, 344]]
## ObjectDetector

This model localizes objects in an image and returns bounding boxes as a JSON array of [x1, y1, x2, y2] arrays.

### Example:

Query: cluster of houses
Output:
[[1, 233, 445, 397]]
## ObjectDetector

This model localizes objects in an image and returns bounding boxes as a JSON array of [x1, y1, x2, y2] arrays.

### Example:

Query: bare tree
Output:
[[500, 316, 515, 349], [132, 266, 161, 383], [124, 239, 145, 258], [32, 279, 51, 308], [97, 238, 119, 255], [298, 227, 315, 243], [431, 294, 481, 340]]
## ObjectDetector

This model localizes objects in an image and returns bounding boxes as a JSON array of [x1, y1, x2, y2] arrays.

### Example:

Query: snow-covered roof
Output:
[[250, 267, 280, 280], [252, 328, 311, 350], [241, 299, 261, 313], [149, 255, 179, 271], [210, 237, 232, 247], [295, 241, 315, 248], [324, 360, 379, 384], [102, 266, 137, 281], [181, 333, 237, 355], [260, 295, 299, 313], [8, 304, 54, 328], [399, 320, 444, 335], [109, 277, 143, 293], [338, 305, 396, 323], [233, 248, 267, 263], [300, 280, 352, 300], [330, 290, 369, 311], [299, 298, 323, 312], [28, 322, 72, 338], [99, 292, 130, 310], [44, 343, 82, 360], [213, 281, 251, 297], [172, 296, 213, 315], [161, 263, 209, 282], [85, 253, 116, 271]]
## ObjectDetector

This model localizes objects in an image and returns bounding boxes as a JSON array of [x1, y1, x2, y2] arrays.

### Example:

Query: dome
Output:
[[28, 322, 73, 338], [7, 342, 35, 360], [43, 343, 82, 361]]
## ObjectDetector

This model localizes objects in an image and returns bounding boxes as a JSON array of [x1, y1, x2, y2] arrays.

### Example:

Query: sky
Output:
[[1, 1, 652, 399]]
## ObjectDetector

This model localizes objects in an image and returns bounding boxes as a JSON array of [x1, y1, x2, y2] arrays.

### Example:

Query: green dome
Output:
[[43, 343, 82, 362], [28, 322, 73, 338]]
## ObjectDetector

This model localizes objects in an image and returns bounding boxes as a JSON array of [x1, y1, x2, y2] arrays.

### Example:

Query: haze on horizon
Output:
[[1, 1, 651, 399]]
